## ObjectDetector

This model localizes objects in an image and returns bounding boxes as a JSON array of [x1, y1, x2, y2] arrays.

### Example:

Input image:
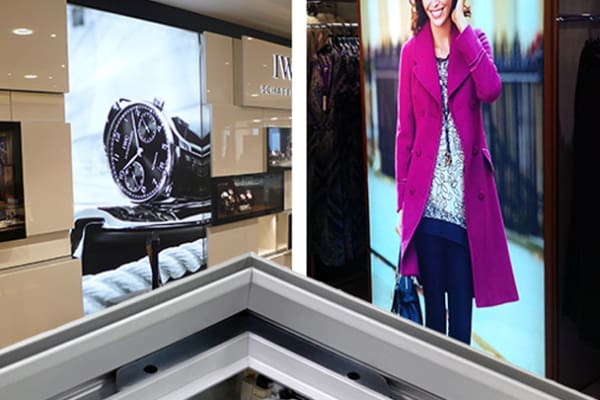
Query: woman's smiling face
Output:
[[422, 0, 452, 28]]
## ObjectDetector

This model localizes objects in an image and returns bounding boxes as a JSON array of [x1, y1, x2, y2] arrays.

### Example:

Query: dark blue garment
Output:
[[417, 217, 469, 248], [414, 226, 474, 345]]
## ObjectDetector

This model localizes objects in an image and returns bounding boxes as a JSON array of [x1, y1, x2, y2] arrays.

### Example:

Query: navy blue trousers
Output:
[[414, 223, 474, 345]]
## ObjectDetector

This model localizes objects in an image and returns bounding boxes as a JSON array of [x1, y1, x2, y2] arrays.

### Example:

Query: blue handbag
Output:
[[391, 250, 423, 325]]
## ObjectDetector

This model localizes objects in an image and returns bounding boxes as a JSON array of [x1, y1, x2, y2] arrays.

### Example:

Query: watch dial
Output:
[[138, 112, 158, 143], [106, 103, 173, 202]]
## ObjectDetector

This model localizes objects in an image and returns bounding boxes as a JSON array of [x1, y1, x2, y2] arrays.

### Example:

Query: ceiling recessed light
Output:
[[50, 33, 57, 38], [251, 94, 259, 97], [270, 117, 278, 121], [24, 74, 38, 79], [12, 28, 33, 36], [252, 119, 262, 123], [48, 76, 53, 80]]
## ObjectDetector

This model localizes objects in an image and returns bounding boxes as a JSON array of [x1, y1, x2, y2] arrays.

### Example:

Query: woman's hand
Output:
[[452, 0, 468, 32], [395, 210, 403, 237]]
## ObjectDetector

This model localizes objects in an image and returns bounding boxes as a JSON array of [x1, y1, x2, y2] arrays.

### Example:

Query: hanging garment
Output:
[[565, 38, 600, 348], [307, 32, 368, 267]]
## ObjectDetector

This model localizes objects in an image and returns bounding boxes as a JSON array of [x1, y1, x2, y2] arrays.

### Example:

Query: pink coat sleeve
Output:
[[395, 39, 416, 211], [454, 25, 502, 103]]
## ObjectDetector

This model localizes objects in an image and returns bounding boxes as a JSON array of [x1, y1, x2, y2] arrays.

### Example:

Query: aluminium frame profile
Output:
[[0, 253, 593, 400]]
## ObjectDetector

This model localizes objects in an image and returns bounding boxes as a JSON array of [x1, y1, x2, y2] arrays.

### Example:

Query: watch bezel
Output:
[[105, 100, 176, 203]]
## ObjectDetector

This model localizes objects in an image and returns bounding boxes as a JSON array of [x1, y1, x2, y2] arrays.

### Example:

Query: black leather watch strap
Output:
[[168, 117, 211, 202]]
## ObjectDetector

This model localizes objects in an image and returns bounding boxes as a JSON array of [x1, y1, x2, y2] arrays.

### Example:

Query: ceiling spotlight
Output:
[[12, 28, 33, 36], [24, 74, 38, 79]]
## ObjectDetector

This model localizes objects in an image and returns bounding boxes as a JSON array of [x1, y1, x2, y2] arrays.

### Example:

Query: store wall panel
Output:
[[284, 169, 291, 210], [262, 109, 292, 128], [21, 122, 74, 236], [0, 257, 82, 348], [207, 219, 259, 267], [202, 32, 234, 106], [11, 92, 65, 122], [276, 212, 289, 251], [0, 0, 68, 93], [0, 233, 71, 271], [268, 251, 292, 269], [209, 104, 265, 177], [235, 36, 291, 110], [257, 214, 277, 256], [0, 91, 10, 120]]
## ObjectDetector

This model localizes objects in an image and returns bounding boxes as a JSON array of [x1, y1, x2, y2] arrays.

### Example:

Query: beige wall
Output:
[[203, 32, 292, 268], [0, 0, 82, 348], [0, 258, 82, 348]]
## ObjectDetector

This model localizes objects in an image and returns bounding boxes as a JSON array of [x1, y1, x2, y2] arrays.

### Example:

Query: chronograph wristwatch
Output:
[[103, 98, 210, 204]]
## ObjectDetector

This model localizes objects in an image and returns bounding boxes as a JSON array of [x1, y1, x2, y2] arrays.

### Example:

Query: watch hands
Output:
[[131, 114, 141, 149], [120, 147, 143, 174], [141, 116, 151, 133]]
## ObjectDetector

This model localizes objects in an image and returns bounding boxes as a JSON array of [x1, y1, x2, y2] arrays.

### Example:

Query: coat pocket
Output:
[[481, 148, 495, 173]]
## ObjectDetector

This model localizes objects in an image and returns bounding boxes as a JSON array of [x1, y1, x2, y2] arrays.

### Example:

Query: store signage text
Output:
[[259, 84, 291, 97], [273, 54, 292, 80]]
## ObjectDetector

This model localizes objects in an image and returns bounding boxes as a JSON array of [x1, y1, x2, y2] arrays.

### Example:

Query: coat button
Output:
[[472, 145, 479, 156], [478, 192, 485, 200], [409, 188, 415, 195], [416, 150, 422, 157]]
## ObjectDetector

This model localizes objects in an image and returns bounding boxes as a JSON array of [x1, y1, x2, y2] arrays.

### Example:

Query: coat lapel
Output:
[[447, 25, 470, 98], [412, 24, 441, 106]]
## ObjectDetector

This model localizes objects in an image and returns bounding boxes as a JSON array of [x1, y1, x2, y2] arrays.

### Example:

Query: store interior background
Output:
[[0, 0, 599, 398], [0, 0, 292, 352]]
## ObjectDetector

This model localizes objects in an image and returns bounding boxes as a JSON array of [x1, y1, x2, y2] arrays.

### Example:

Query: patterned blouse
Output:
[[422, 57, 466, 228]]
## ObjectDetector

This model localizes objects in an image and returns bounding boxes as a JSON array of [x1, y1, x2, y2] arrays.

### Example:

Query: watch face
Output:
[[106, 102, 174, 202]]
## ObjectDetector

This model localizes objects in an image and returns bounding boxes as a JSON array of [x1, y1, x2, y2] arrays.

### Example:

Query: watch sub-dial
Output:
[[138, 112, 159, 143], [121, 161, 145, 193]]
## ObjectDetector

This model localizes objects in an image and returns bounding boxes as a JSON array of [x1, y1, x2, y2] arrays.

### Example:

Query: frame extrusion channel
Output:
[[0, 254, 594, 400]]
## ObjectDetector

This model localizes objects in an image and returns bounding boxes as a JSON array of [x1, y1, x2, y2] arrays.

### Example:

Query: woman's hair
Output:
[[409, 0, 472, 35]]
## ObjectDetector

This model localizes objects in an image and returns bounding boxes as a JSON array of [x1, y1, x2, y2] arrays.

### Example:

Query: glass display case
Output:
[[212, 173, 284, 226], [0, 122, 26, 242], [267, 127, 292, 170]]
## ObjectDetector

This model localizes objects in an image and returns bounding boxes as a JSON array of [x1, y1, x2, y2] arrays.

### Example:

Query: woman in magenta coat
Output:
[[395, 0, 518, 344]]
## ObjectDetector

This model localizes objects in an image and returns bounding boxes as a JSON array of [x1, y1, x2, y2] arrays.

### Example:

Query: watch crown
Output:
[[153, 98, 165, 110]]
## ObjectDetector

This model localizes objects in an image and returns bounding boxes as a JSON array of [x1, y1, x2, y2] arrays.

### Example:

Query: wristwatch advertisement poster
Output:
[[66, 5, 210, 285]]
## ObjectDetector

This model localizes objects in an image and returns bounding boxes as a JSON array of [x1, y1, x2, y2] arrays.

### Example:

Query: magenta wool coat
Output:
[[395, 24, 519, 308]]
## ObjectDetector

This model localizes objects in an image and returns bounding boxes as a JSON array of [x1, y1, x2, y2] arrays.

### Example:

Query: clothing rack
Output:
[[307, 22, 359, 29], [556, 14, 600, 23]]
